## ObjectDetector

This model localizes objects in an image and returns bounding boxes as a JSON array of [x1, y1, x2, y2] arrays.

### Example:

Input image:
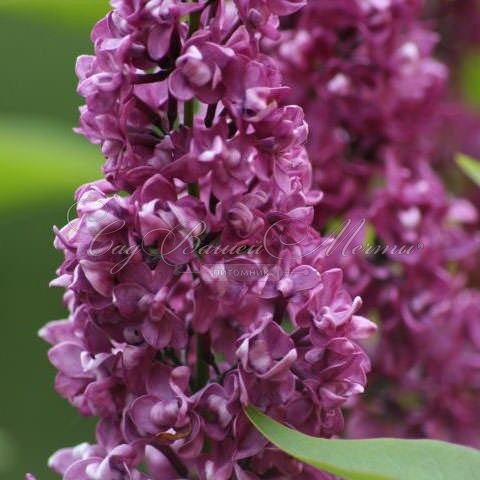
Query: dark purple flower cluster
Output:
[[274, 0, 480, 446], [38, 1, 376, 479]]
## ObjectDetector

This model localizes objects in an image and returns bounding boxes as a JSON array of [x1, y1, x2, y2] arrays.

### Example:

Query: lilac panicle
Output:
[[273, 0, 480, 446], [41, 1, 375, 479]]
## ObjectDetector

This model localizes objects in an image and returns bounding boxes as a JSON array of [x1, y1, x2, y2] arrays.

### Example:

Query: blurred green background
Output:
[[0, 2, 108, 479], [0, 1, 479, 479]]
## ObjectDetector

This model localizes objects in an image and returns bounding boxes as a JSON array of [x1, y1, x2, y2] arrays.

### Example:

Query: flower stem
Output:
[[184, 94, 199, 197], [188, 0, 200, 37], [185, 98, 199, 197], [195, 333, 210, 391], [187, 0, 207, 388], [157, 445, 189, 477], [184, 99, 196, 128], [184, 2, 203, 196]]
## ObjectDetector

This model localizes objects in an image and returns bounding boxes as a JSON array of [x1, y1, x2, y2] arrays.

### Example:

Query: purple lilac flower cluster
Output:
[[274, 0, 480, 446], [36, 1, 376, 479]]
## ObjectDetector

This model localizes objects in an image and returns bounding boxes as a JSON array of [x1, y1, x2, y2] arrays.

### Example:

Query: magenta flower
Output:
[[41, 0, 375, 479]]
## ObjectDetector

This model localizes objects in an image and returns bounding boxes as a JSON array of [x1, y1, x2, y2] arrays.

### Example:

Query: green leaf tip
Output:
[[245, 405, 480, 480], [456, 153, 480, 187]]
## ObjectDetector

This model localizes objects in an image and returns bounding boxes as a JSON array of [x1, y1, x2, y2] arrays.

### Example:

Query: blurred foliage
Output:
[[461, 52, 480, 108], [0, 6, 103, 478], [0, 197, 98, 480], [0, 0, 108, 29], [0, 116, 101, 209], [0, 15, 92, 124], [0, 430, 15, 475]]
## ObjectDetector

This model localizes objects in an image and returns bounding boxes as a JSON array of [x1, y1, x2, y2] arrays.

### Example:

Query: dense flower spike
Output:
[[42, 1, 376, 479], [274, 0, 480, 446]]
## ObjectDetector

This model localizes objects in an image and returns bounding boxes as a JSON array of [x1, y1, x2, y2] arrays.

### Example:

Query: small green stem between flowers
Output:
[[195, 333, 210, 391], [187, 0, 207, 388]]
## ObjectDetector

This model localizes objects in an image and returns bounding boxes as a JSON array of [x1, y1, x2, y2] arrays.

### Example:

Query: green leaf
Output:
[[245, 406, 480, 480], [0, 116, 101, 210], [0, 0, 109, 29], [457, 153, 480, 186]]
